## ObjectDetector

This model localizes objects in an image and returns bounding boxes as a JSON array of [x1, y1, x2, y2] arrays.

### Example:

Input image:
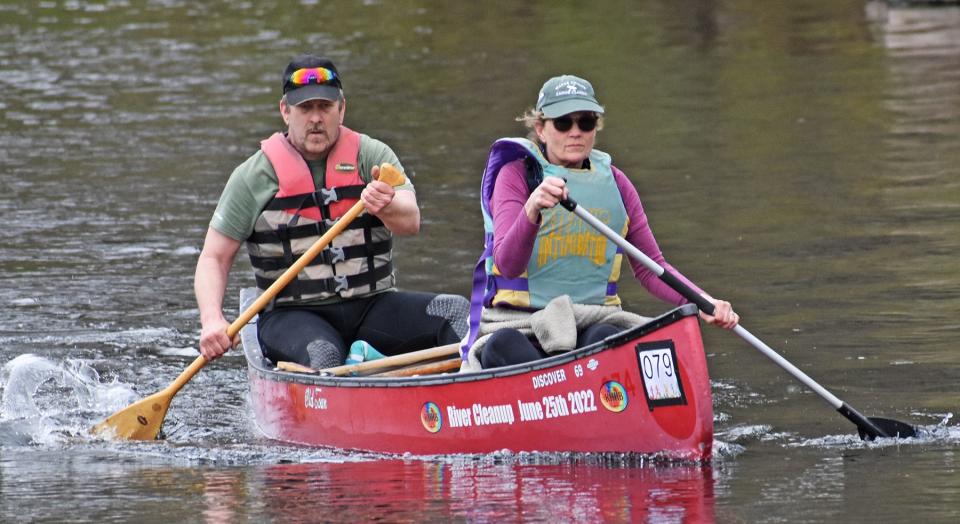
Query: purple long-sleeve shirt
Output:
[[490, 159, 703, 307]]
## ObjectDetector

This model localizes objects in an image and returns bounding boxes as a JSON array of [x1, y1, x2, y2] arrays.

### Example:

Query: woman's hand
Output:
[[698, 296, 740, 329], [523, 176, 567, 223]]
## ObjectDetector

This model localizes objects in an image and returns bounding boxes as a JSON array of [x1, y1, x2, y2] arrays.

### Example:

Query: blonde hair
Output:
[[515, 107, 604, 144]]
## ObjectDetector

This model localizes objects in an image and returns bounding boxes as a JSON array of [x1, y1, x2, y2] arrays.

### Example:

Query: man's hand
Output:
[[362, 165, 420, 235], [361, 164, 397, 214], [199, 317, 237, 360]]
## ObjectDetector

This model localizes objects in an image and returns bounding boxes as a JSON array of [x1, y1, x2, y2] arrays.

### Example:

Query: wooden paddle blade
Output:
[[858, 417, 918, 440], [90, 389, 171, 440], [92, 355, 206, 440]]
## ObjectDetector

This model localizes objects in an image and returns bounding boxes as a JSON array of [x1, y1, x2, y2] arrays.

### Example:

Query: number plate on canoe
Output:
[[635, 341, 687, 410]]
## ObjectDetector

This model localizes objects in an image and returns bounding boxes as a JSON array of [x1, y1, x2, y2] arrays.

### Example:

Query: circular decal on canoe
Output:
[[420, 402, 442, 433], [600, 381, 629, 412]]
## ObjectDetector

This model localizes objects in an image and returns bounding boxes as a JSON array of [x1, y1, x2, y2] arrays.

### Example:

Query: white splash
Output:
[[0, 354, 138, 445]]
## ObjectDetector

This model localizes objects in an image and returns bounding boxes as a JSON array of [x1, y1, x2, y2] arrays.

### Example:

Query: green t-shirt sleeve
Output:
[[208, 132, 413, 242], [357, 135, 415, 192], [209, 152, 278, 241]]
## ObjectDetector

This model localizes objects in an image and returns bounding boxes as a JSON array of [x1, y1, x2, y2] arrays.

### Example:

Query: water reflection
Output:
[[201, 470, 246, 524], [859, 2, 960, 416], [870, 2, 960, 163], [242, 460, 715, 523]]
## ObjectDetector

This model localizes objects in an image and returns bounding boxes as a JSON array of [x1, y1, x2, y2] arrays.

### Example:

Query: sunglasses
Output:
[[550, 114, 598, 132], [289, 67, 337, 87]]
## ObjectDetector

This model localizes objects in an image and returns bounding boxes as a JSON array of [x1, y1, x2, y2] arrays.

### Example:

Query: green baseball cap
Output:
[[535, 75, 605, 118]]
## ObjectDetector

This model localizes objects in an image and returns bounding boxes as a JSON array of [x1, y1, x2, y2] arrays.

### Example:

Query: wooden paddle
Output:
[[322, 342, 460, 376], [377, 356, 462, 377], [276, 343, 462, 377], [91, 163, 408, 440], [559, 197, 918, 440]]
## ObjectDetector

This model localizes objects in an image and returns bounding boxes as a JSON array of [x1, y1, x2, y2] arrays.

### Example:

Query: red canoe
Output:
[[240, 289, 714, 461]]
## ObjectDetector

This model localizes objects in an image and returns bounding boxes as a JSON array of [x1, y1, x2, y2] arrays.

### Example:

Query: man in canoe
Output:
[[195, 54, 468, 369], [462, 74, 740, 370]]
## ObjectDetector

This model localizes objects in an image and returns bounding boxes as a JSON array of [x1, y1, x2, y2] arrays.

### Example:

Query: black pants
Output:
[[479, 323, 621, 369], [258, 291, 465, 368]]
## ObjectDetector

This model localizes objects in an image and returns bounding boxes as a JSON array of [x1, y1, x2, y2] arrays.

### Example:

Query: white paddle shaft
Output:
[[568, 202, 844, 409]]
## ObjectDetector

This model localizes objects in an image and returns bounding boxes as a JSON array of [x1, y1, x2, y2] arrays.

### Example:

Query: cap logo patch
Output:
[[555, 80, 589, 97]]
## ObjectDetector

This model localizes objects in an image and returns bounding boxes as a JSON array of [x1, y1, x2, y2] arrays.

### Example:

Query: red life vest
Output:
[[246, 127, 395, 303], [262, 126, 362, 221]]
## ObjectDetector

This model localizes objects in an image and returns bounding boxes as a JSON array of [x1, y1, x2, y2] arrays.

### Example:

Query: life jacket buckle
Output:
[[328, 246, 345, 264], [333, 274, 349, 293], [319, 187, 339, 206]]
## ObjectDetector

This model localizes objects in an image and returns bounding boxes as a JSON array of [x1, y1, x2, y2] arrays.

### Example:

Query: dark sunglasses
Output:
[[550, 114, 598, 132]]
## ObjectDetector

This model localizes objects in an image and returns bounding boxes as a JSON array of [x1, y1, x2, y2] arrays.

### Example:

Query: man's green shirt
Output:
[[210, 133, 413, 241]]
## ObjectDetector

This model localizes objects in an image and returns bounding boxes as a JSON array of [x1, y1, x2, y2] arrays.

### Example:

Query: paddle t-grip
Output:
[[377, 163, 407, 187]]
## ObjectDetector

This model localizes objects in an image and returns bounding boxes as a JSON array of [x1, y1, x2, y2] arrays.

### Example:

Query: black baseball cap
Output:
[[282, 55, 343, 105]]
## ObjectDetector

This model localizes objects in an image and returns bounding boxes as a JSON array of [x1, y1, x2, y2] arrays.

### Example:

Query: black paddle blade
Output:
[[858, 417, 918, 440], [839, 403, 917, 440]]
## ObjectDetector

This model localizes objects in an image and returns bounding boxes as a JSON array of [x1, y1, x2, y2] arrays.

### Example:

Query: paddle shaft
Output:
[[560, 198, 891, 439], [171, 165, 410, 390], [162, 199, 371, 398], [377, 356, 462, 377], [274, 343, 462, 376], [93, 164, 407, 440], [320, 343, 461, 376]]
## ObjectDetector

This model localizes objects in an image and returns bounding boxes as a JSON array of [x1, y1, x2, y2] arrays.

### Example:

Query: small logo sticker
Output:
[[555, 80, 589, 97], [421, 402, 442, 433], [600, 381, 628, 413], [334, 162, 356, 172], [587, 359, 599, 371]]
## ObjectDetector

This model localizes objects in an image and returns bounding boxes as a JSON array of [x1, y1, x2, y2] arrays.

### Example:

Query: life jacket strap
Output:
[[248, 238, 393, 271], [247, 214, 385, 244], [263, 185, 365, 217], [255, 261, 394, 299]]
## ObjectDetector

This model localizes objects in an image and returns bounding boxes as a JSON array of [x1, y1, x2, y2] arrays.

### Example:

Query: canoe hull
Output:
[[243, 292, 713, 460]]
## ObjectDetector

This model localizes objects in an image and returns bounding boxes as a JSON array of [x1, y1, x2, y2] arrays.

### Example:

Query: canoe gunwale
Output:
[[239, 287, 700, 389]]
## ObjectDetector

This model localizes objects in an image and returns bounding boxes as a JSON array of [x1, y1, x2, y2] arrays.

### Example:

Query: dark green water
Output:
[[1, 1, 959, 521]]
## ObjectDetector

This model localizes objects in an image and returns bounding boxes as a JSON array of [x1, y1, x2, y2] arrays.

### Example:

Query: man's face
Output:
[[281, 97, 345, 160]]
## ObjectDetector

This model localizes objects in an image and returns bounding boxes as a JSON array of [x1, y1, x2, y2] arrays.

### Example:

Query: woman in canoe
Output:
[[463, 74, 740, 370]]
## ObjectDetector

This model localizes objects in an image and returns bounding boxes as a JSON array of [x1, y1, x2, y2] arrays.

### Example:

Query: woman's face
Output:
[[535, 111, 598, 168]]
